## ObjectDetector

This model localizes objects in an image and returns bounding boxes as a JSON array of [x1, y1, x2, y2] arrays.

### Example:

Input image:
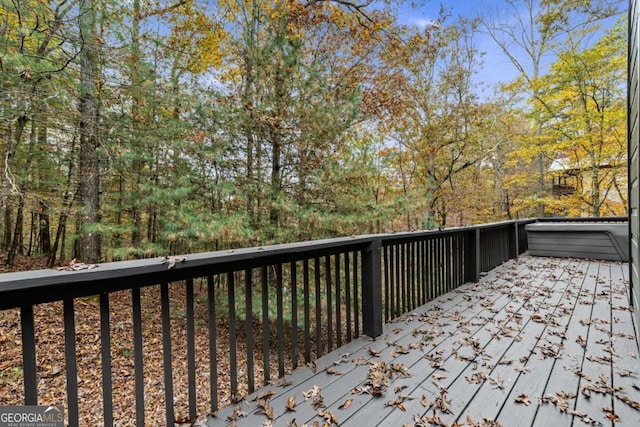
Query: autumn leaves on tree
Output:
[[0, 0, 628, 265]]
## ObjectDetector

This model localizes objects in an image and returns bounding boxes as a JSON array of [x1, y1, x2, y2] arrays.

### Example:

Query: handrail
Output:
[[0, 216, 626, 426], [0, 234, 377, 310]]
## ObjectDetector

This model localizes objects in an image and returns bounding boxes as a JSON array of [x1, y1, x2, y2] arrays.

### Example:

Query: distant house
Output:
[[549, 154, 577, 196], [548, 152, 626, 200]]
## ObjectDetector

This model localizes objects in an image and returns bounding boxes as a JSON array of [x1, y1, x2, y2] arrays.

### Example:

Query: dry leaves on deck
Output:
[[317, 409, 339, 425], [285, 396, 297, 412], [514, 394, 531, 406], [226, 405, 248, 422], [337, 399, 352, 410], [55, 258, 99, 271], [364, 360, 391, 396], [540, 392, 573, 413], [325, 365, 343, 376], [256, 396, 274, 420], [161, 255, 187, 269]]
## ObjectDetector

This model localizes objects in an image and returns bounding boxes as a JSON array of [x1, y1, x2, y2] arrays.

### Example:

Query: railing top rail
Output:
[[0, 216, 626, 310], [0, 234, 378, 310], [535, 216, 627, 223], [378, 219, 537, 245]]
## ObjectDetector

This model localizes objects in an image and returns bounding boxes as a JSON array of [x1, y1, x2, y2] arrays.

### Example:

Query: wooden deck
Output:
[[210, 255, 640, 427]]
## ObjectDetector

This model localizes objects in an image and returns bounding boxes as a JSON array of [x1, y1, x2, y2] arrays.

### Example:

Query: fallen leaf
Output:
[[531, 314, 544, 323], [435, 389, 452, 414], [574, 370, 592, 381], [317, 409, 338, 426], [489, 376, 505, 390], [616, 393, 640, 410], [466, 371, 486, 384], [303, 385, 322, 400], [391, 363, 412, 378], [394, 385, 408, 393], [56, 258, 99, 271], [606, 413, 621, 422], [332, 353, 350, 365], [161, 255, 186, 269], [542, 392, 569, 412], [338, 399, 352, 410], [254, 390, 276, 401], [515, 394, 531, 406], [256, 398, 274, 420], [325, 366, 343, 376], [226, 405, 248, 421], [365, 360, 390, 396], [351, 386, 368, 394], [269, 377, 293, 387], [421, 394, 428, 407], [604, 346, 618, 357], [420, 409, 444, 425], [312, 394, 325, 409], [286, 396, 296, 412]]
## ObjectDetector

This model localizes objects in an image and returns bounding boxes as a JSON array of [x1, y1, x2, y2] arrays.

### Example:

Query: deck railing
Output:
[[0, 217, 625, 426]]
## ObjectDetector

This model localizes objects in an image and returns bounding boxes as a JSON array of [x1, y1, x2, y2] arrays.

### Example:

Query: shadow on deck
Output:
[[212, 255, 640, 427]]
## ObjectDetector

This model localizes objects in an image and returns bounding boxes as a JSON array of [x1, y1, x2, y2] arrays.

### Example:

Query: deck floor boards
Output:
[[210, 256, 640, 427]]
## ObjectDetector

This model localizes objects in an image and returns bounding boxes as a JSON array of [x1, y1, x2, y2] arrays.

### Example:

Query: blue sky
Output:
[[396, 0, 625, 96], [398, 0, 519, 93]]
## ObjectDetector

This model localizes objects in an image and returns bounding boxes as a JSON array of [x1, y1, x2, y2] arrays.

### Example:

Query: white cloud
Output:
[[408, 18, 440, 30]]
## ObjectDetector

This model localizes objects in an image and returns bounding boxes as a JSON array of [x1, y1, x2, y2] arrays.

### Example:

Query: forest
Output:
[[0, 0, 629, 266]]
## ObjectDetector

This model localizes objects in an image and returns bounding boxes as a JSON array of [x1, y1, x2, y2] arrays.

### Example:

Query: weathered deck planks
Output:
[[210, 256, 640, 427]]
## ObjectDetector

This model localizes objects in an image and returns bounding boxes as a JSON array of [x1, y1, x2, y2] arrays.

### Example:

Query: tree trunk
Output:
[[592, 168, 601, 217], [76, 0, 101, 263], [130, 0, 143, 250], [269, 135, 282, 227], [27, 211, 35, 256], [3, 205, 12, 251], [47, 135, 76, 267], [2, 116, 28, 256], [1, 127, 14, 250], [269, 54, 286, 230], [39, 200, 51, 254], [48, 213, 65, 267], [36, 125, 51, 255], [6, 119, 36, 266], [114, 174, 123, 248], [6, 203, 23, 266]]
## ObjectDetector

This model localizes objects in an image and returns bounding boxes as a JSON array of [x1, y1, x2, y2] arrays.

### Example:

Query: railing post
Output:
[[20, 306, 37, 405], [465, 228, 480, 283], [512, 222, 520, 258], [362, 239, 383, 338]]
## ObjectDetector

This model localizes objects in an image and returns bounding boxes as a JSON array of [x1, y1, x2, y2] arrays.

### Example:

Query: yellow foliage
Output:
[[164, 1, 227, 73]]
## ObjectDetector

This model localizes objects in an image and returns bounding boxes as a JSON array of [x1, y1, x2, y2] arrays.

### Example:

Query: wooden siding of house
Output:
[[629, 0, 640, 345]]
